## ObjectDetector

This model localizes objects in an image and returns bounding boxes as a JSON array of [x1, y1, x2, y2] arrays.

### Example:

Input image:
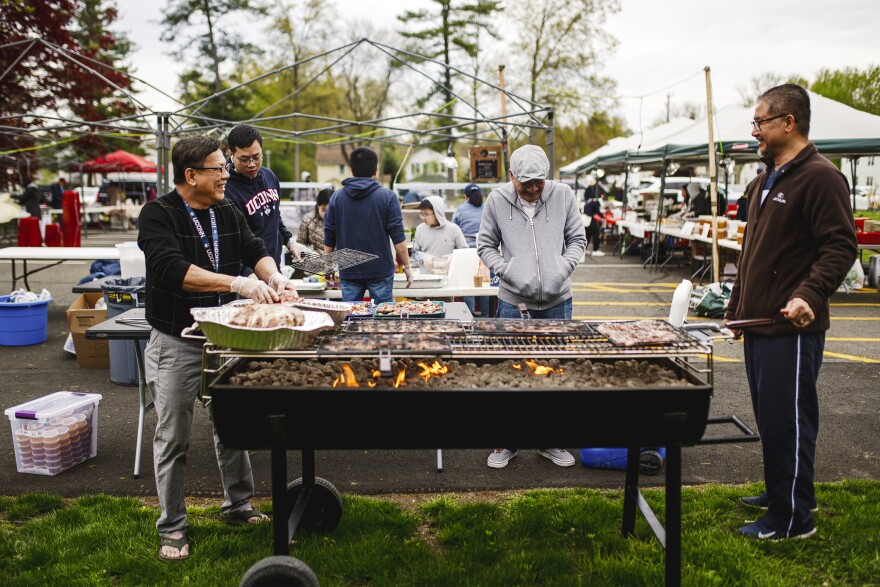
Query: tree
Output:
[[397, 0, 504, 130], [506, 0, 620, 126], [161, 0, 267, 122], [811, 65, 880, 115], [0, 0, 136, 188], [533, 111, 628, 176], [735, 72, 814, 107], [69, 0, 138, 157], [266, 0, 336, 181]]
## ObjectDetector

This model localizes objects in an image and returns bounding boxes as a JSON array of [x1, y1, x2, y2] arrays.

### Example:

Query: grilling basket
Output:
[[184, 307, 335, 351]]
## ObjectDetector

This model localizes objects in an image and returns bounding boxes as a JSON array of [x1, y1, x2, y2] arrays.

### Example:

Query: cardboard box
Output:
[[66, 293, 109, 369], [5, 391, 102, 476]]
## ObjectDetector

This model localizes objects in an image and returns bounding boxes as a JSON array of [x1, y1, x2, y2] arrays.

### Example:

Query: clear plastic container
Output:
[[5, 392, 102, 476]]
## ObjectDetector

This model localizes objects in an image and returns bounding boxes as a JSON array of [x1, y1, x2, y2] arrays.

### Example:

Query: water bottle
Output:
[[668, 279, 693, 327]]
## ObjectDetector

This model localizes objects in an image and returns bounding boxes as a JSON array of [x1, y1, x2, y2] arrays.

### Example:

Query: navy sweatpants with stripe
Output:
[[743, 331, 824, 536]]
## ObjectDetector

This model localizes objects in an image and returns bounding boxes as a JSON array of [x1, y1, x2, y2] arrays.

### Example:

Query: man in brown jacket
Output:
[[725, 84, 857, 540]]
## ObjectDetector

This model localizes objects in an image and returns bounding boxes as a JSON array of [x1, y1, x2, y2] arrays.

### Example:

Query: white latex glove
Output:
[[231, 276, 279, 304], [287, 238, 312, 261], [268, 272, 298, 296]]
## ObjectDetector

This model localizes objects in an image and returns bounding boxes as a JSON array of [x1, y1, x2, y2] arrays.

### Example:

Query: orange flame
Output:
[[393, 368, 407, 388], [367, 381, 377, 388], [512, 363, 522, 370], [417, 361, 448, 382], [332, 363, 360, 388], [523, 359, 560, 376]]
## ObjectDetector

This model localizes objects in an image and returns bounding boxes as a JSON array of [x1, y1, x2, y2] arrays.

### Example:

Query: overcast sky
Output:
[[117, 0, 880, 135]]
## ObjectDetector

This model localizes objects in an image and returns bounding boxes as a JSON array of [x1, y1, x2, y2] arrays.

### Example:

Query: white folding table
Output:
[[0, 246, 119, 290]]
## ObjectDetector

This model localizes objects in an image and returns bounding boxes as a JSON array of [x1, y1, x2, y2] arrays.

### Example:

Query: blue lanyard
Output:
[[184, 202, 219, 272]]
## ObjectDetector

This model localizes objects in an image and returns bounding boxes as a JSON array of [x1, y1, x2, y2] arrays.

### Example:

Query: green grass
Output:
[[2, 481, 879, 586], [856, 210, 880, 221]]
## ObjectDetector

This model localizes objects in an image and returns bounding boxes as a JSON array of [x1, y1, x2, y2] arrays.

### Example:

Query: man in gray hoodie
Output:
[[477, 144, 586, 469]]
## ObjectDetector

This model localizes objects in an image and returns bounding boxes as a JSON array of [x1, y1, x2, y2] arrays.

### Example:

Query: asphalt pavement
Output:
[[1, 230, 878, 498]]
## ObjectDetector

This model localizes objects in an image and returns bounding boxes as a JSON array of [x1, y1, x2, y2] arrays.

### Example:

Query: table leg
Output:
[[133, 339, 154, 479], [621, 446, 640, 537]]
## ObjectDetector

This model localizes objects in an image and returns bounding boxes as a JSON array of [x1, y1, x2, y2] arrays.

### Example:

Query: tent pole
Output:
[[499, 66, 510, 177], [850, 157, 859, 212], [623, 165, 630, 213], [704, 66, 720, 283], [547, 107, 555, 178]]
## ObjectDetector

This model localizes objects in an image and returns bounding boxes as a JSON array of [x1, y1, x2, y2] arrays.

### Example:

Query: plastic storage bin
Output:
[[579, 447, 667, 476], [0, 295, 53, 346], [5, 391, 102, 476], [101, 277, 146, 386]]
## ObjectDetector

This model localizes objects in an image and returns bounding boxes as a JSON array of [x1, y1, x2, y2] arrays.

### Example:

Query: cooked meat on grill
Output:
[[375, 301, 443, 316], [229, 304, 305, 329], [472, 319, 593, 334], [596, 320, 679, 346], [319, 333, 449, 352], [347, 320, 465, 334]]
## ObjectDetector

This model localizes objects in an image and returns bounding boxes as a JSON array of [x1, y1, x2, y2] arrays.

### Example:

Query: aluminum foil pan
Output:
[[292, 300, 353, 327], [190, 307, 334, 351]]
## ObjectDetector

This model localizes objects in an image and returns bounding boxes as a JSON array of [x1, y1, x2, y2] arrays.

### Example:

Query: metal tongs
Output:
[[681, 317, 777, 343]]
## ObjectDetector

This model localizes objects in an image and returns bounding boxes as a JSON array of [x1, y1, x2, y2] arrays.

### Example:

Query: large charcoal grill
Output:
[[199, 314, 753, 586]]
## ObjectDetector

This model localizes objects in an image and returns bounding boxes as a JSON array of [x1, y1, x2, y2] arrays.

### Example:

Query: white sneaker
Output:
[[539, 448, 576, 467], [487, 448, 518, 469], [591, 250, 606, 257]]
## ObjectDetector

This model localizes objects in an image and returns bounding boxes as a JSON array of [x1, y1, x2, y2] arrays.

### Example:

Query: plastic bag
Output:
[[691, 282, 732, 318], [837, 259, 865, 293]]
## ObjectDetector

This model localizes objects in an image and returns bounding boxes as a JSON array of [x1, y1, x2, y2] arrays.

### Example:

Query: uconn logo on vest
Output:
[[244, 188, 280, 215]]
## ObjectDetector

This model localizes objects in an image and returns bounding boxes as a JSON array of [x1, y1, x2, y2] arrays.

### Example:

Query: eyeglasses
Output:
[[234, 154, 262, 165], [191, 165, 229, 176], [750, 113, 790, 132]]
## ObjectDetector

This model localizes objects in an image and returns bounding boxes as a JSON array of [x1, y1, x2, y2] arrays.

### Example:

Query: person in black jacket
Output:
[[725, 84, 857, 542], [20, 177, 42, 218], [50, 177, 66, 209], [224, 124, 309, 276], [582, 177, 604, 256], [686, 183, 711, 217], [138, 135, 298, 562]]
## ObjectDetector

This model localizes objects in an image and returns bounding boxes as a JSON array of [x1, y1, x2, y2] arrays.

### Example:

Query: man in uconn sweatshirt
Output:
[[224, 124, 310, 276], [323, 146, 413, 303]]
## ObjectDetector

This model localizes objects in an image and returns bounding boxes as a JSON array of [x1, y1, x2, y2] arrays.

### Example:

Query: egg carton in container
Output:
[[186, 307, 334, 351], [291, 300, 353, 326]]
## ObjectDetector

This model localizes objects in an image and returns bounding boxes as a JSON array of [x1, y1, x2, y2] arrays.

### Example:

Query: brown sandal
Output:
[[220, 507, 269, 526]]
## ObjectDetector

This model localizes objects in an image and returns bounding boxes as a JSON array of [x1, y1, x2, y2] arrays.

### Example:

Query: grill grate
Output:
[[289, 248, 379, 275]]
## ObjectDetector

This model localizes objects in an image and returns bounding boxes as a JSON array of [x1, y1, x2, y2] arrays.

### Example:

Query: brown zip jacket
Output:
[[725, 143, 857, 336]]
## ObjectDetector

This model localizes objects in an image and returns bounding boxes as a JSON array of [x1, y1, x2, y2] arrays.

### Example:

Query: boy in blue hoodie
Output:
[[224, 125, 309, 275], [323, 147, 413, 303]]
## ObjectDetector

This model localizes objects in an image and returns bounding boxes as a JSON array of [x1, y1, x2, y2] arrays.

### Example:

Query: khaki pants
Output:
[[145, 329, 257, 537]]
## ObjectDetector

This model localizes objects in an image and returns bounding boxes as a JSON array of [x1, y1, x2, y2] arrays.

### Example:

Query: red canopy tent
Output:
[[77, 150, 158, 173]]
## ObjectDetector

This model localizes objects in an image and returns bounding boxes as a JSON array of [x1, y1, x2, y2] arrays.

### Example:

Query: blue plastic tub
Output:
[[579, 447, 667, 475], [0, 295, 53, 346]]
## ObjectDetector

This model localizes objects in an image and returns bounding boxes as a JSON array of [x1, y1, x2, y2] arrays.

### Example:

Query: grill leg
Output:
[[666, 444, 682, 587], [621, 446, 640, 537], [270, 441, 289, 556]]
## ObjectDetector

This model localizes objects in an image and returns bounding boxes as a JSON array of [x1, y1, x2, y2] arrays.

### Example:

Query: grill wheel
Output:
[[285, 476, 343, 532]]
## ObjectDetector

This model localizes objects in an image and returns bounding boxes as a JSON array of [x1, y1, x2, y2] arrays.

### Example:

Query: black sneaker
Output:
[[737, 517, 816, 541], [740, 492, 818, 512]]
